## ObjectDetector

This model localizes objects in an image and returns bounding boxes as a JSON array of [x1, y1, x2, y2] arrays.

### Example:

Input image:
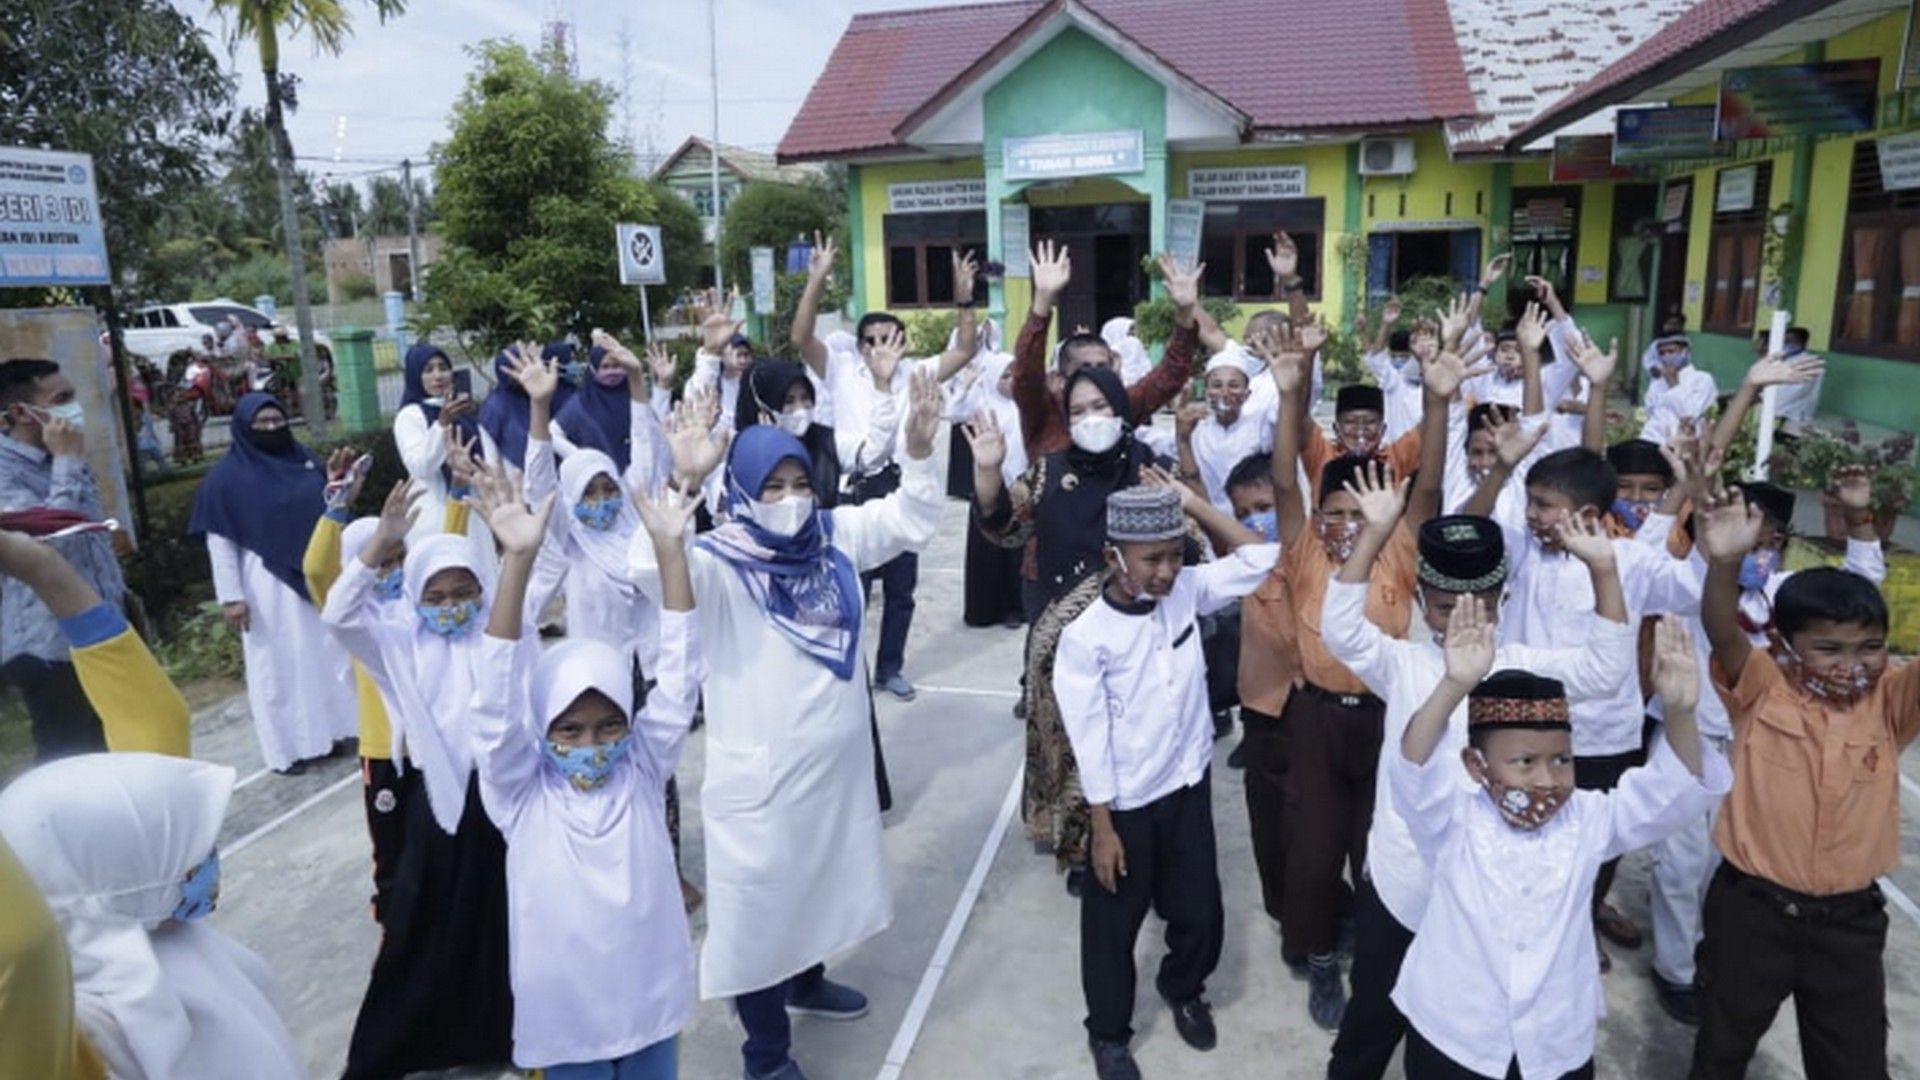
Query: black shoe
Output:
[[328, 737, 358, 759], [1166, 995, 1217, 1051], [1226, 741, 1246, 770], [1065, 865, 1087, 898], [1088, 1037, 1141, 1080], [1212, 708, 1233, 739], [1013, 696, 1027, 720], [1651, 971, 1701, 1026], [275, 759, 308, 777], [1307, 954, 1346, 1031]]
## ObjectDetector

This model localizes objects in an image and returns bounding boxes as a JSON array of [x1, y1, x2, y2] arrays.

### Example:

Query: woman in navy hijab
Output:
[[480, 342, 578, 470], [190, 393, 358, 773]]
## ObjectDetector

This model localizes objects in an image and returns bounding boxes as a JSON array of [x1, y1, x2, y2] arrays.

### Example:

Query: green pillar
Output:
[[1146, 142, 1168, 301], [331, 327, 380, 434], [1345, 143, 1364, 324]]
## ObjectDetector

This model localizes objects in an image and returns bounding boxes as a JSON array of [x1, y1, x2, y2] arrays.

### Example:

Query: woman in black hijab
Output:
[[733, 359, 841, 510]]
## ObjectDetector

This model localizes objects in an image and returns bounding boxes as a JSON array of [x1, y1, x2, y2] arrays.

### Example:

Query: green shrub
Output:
[[904, 310, 957, 359], [1132, 296, 1240, 348], [337, 270, 378, 302], [151, 600, 243, 682]]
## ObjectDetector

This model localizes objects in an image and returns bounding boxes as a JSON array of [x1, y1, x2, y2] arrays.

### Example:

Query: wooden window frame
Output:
[[882, 211, 987, 310], [1701, 162, 1773, 338], [1829, 141, 1920, 360], [1197, 198, 1325, 302]]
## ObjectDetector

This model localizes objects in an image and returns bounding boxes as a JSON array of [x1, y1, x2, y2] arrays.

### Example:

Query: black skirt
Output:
[[342, 770, 513, 1079], [963, 524, 1025, 627]]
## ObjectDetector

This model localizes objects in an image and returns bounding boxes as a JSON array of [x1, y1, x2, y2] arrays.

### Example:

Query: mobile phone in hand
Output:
[[451, 369, 473, 398]]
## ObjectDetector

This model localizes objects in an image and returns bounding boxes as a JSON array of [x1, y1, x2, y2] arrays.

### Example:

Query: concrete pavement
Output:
[[189, 488, 1920, 1079]]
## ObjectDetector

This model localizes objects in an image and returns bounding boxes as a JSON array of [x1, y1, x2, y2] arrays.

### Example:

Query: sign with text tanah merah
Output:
[[0, 147, 111, 288], [886, 179, 986, 214], [1003, 130, 1143, 181], [1187, 165, 1307, 201]]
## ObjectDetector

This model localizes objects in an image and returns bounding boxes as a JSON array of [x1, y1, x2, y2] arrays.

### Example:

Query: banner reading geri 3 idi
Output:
[[0, 146, 111, 288]]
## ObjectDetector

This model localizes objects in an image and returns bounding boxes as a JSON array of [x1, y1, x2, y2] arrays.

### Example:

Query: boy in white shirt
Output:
[[1053, 485, 1276, 1080], [1390, 607, 1730, 1080], [1640, 334, 1718, 446]]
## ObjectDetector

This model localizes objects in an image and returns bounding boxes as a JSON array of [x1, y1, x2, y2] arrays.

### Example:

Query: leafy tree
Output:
[[426, 40, 693, 355], [717, 182, 837, 287], [364, 174, 434, 236], [320, 181, 362, 238], [209, 0, 408, 437], [0, 0, 233, 304], [642, 179, 703, 317]]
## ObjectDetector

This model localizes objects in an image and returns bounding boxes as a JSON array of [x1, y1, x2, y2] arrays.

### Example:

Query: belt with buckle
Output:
[[1299, 682, 1380, 710], [1719, 863, 1883, 922]]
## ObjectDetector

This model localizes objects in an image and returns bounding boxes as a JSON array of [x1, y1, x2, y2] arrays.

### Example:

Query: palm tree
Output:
[[211, 0, 407, 436]]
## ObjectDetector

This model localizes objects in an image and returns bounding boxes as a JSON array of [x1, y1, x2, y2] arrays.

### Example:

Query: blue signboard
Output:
[[1003, 130, 1144, 181], [1613, 105, 1725, 163], [0, 147, 111, 288]]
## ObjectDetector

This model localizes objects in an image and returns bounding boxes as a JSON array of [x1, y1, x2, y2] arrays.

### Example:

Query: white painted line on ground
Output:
[[232, 767, 271, 792], [912, 684, 1021, 700], [1881, 875, 1920, 933], [875, 761, 1023, 1080], [225, 771, 358, 859]]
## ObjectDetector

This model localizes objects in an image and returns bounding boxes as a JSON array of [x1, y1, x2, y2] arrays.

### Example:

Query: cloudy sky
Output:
[[180, 0, 979, 190]]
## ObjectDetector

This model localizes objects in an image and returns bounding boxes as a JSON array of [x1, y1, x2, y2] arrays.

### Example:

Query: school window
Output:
[[1506, 187, 1581, 315], [1365, 229, 1483, 303], [1196, 199, 1324, 301], [1702, 161, 1772, 336], [883, 211, 987, 309], [1831, 140, 1920, 360]]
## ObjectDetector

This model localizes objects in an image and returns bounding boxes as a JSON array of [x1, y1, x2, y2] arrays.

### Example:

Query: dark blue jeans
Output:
[[861, 551, 918, 682], [737, 964, 826, 1076]]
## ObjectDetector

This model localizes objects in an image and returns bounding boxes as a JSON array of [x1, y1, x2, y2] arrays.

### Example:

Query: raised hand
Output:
[[1267, 348, 1309, 396], [1438, 293, 1472, 350], [1744, 352, 1825, 389], [1571, 331, 1619, 386], [590, 328, 645, 376], [471, 460, 554, 557], [646, 342, 680, 387], [867, 326, 908, 387], [1139, 463, 1203, 513], [370, 479, 423, 564], [1176, 401, 1209, 439], [326, 447, 358, 483], [1381, 299, 1403, 327], [904, 365, 943, 460], [1297, 318, 1328, 355], [1516, 301, 1549, 354], [1031, 239, 1071, 299], [1343, 459, 1409, 532], [1555, 513, 1616, 568], [667, 390, 729, 484], [1423, 339, 1494, 401], [1265, 232, 1299, 282], [1442, 594, 1496, 688], [962, 408, 1008, 472], [505, 341, 560, 403], [1488, 406, 1547, 468], [806, 230, 837, 280], [631, 479, 698, 543], [445, 424, 481, 491], [1481, 253, 1512, 290], [1695, 486, 1764, 564], [1525, 274, 1561, 311], [953, 248, 980, 305], [700, 306, 744, 354], [1832, 463, 1873, 513], [1157, 252, 1203, 310], [1650, 615, 1701, 713]]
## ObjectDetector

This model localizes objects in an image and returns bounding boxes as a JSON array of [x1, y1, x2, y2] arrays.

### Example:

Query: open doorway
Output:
[[1029, 202, 1149, 334]]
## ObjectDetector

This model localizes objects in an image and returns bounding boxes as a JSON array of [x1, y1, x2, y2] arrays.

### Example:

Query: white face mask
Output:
[[777, 408, 812, 437], [1070, 414, 1124, 454], [750, 492, 814, 537]]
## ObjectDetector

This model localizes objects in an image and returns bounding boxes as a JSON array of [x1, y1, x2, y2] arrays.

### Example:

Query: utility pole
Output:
[[402, 158, 423, 303], [708, 0, 725, 295]]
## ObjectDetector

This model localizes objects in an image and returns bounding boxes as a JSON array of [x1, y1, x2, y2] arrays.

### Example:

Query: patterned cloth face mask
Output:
[[1776, 640, 1878, 705], [417, 598, 482, 638], [543, 734, 632, 791], [1472, 759, 1569, 831], [573, 496, 622, 531], [173, 849, 221, 921], [1316, 517, 1361, 562], [1610, 497, 1658, 532], [372, 565, 406, 602]]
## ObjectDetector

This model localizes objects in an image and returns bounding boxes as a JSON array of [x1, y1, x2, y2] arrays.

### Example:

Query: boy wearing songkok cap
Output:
[[1390, 606, 1728, 1080], [1321, 466, 1636, 1080], [1175, 348, 1278, 515], [1640, 333, 1717, 446], [1053, 484, 1277, 1080]]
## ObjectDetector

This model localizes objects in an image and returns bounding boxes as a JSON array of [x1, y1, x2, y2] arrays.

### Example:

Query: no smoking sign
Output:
[[615, 222, 665, 286]]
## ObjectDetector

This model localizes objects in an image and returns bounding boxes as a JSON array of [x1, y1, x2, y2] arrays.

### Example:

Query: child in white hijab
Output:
[[0, 752, 304, 1080], [467, 461, 702, 1077]]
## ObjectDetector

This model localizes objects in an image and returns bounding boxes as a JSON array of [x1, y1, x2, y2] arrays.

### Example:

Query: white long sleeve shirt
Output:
[[1320, 577, 1637, 930], [1053, 544, 1278, 810], [1363, 349, 1424, 443], [1391, 735, 1730, 1080], [1640, 366, 1718, 445], [1493, 501, 1704, 755], [820, 351, 916, 479], [1189, 404, 1277, 514]]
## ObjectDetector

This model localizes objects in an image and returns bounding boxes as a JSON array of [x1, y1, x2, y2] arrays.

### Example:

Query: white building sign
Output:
[[886, 179, 987, 214], [1003, 130, 1144, 181], [1876, 130, 1920, 191], [1187, 165, 1308, 201], [0, 146, 111, 287]]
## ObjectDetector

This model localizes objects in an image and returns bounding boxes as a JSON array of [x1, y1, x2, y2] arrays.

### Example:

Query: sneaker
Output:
[[1166, 995, 1217, 1051], [785, 976, 868, 1020], [744, 1061, 807, 1080], [1226, 741, 1246, 770], [1595, 902, 1643, 949], [877, 673, 917, 701], [1651, 970, 1702, 1026], [1088, 1037, 1142, 1080], [1307, 954, 1346, 1031]]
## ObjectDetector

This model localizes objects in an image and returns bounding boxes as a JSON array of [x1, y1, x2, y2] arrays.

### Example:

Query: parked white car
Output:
[[116, 299, 331, 363]]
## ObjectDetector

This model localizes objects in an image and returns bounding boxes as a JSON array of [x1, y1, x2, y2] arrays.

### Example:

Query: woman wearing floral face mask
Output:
[[319, 471, 558, 1078], [189, 393, 357, 776]]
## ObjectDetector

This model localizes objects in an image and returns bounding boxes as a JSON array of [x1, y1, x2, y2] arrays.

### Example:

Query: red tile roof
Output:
[[778, 0, 1481, 161], [1504, 0, 1843, 150]]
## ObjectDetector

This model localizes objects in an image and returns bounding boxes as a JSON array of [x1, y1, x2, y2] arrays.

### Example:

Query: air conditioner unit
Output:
[[1358, 137, 1416, 177]]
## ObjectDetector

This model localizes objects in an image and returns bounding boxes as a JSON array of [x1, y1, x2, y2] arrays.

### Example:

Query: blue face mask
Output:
[[1738, 546, 1781, 592], [573, 496, 622, 531], [1241, 509, 1279, 543], [560, 360, 589, 383], [1661, 349, 1692, 370], [543, 733, 632, 791], [372, 565, 405, 602], [1611, 497, 1658, 532], [172, 849, 220, 922], [416, 598, 481, 638]]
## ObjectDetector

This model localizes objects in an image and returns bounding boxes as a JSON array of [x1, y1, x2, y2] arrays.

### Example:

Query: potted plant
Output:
[[1778, 422, 1916, 543]]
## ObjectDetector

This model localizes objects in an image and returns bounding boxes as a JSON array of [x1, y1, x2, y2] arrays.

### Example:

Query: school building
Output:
[[777, 0, 1920, 432]]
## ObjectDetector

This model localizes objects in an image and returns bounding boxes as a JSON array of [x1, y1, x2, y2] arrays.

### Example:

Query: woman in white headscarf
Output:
[[0, 752, 303, 1080], [1102, 316, 1153, 388]]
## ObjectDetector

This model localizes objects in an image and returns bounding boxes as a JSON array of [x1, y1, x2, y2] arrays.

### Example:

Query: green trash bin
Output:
[[331, 327, 381, 434]]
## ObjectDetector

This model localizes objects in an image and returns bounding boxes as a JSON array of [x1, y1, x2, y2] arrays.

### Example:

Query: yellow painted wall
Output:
[[853, 159, 986, 315], [1361, 129, 1493, 229]]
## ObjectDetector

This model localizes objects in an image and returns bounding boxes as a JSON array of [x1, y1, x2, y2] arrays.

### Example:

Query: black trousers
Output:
[[1081, 772, 1223, 1044], [1328, 879, 1414, 1080], [2, 655, 106, 762], [1241, 706, 1287, 921], [1573, 748, 1644, 907], [1691, 863, 1889, 1080], [1276, 685, 1382, 959], [1404, 1026, 1592, 1080], [1199, 606, 1241, 715], [360, 758, 408, 926]]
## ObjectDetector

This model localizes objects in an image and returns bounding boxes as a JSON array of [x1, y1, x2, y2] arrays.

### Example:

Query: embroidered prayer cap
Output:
[[1606, 438, 1674, 482], [1106, 485, 1185, 543], [1738, 481, 1796, 529], [1335, 384, 1384, 416], [1203, 342, 1253, 377], [1417, 514, 1507, 593], [1468, 670, 1570, 729]]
